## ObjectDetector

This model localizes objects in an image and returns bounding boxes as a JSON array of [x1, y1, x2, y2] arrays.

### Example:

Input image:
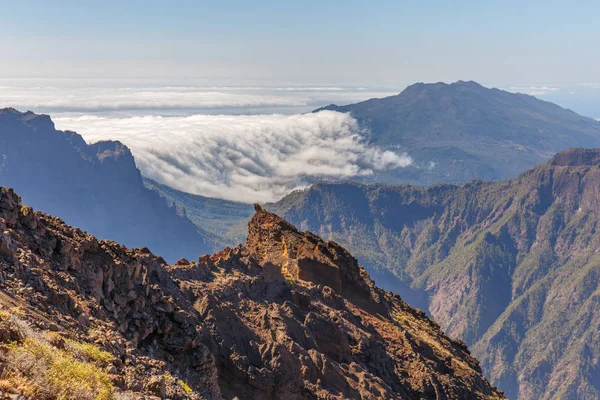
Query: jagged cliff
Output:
[[0, 188, 502, 399], [0, 108, 212, 262], [269, 148, 600, 399]]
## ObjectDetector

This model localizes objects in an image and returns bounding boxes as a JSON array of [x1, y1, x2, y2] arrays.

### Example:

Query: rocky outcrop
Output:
[[170, 205, 503, 399], [0, 187, 220, 399], [246, 204, 370, 300], [548, 147, 600, 166], [0, 186, 503, 399]]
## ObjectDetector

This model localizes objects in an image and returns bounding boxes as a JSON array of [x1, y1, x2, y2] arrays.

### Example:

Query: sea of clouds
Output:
[[0, 82, 398, 115], [10, 81, 597, 203], [54, 111, 412, 202], [504, 83, 600, 119], [2, 81, 412, 202]]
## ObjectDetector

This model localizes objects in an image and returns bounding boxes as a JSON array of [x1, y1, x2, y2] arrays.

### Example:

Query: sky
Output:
[[1, 1, 600, 202], [1, 0, 599, 86]]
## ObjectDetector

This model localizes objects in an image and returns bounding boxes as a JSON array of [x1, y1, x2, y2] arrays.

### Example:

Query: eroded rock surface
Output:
[[0, 187, 503, 399]]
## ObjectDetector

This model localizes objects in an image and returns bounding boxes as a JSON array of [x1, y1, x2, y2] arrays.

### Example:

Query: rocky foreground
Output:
[[0, 188, 503, 399]]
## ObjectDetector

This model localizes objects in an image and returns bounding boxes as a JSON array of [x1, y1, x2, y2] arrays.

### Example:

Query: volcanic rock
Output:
[[0, 186, 503, 399]]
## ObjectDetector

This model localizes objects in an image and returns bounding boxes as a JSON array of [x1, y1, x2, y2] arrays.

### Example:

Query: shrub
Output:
[[7, 338, 114, 400], [65, 338, 115, 364], [285, 276, 296, 285], [5, 314, 41, 342], [178, 379, 193, 394]]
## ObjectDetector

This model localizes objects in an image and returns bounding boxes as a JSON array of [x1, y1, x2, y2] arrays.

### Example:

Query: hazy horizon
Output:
[[2, 78, 599, 202], [2, 1, 600, 202], [1, 78, 599, 118]]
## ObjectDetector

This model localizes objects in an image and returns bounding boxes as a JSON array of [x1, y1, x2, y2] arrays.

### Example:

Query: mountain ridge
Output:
[[313, 81, 600, 187], [269, 147, 600, 399], [0, 185, 503, 399], [0, 108, 213, 263]]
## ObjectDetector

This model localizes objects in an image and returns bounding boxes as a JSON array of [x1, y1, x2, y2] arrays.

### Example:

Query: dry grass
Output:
[[7, 338, 114, 400], [9, 305, 27, 317], [6, 314, 41, 341], [0, 315, 115, 400], [178, 379, 193, 394], [0, 308, 10, 320], [65, 338, 115, 364], [0, 374, 39, 398]]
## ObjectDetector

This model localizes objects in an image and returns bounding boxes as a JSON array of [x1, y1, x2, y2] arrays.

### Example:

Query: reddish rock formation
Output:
[[0, 187, 503, 399]]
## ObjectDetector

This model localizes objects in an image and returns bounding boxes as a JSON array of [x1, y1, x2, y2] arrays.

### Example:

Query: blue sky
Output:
[[1, 0, 599, 86], [1, 1, 599, 201]]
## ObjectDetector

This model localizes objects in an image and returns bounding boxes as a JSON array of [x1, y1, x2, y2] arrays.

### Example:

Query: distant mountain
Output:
[[144, 81, 600, 250], [143, 177, 254, 247], [269, 148, 600, 400], [316, 81, 600, 185], [0, 186, 504, 399], [0, 108, 212, 262]]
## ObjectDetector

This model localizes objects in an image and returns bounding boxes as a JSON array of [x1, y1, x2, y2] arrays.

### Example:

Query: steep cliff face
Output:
[[0, 187, 503, 399], [0, 108, 212, 263], [269, 148, 600, 399]]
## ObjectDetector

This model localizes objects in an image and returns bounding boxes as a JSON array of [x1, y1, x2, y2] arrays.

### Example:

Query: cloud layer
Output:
[[506, 86, 561, 97], [0, 83, 398, 114], [54, 111, 412, 202]]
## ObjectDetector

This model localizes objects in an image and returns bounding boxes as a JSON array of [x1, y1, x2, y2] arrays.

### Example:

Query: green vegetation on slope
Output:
[[143, 178, 254, 248], [268, 148, 600, 400]]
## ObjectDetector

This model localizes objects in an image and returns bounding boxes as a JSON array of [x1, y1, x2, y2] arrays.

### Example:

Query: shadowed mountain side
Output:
[[0, 108, 212, 262], [143, 177, 255, 247]]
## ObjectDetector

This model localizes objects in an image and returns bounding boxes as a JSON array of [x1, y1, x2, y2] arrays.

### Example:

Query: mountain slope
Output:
[[121, 81, 600, 252], [143, 177, 254, 247], [316, 81, 600, 185], [0, 108, 212, 262], [0, 187, 503, 399], [269, 148, 600, 400]]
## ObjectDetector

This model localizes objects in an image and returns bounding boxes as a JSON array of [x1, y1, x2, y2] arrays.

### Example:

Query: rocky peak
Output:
[[246, 207, 376, 301], [454, 79, 484, 89], [548, 147, 600, 166], [0, 108, 55, 132], [90, 140, 134, 162], [399, 80, 484, 97]]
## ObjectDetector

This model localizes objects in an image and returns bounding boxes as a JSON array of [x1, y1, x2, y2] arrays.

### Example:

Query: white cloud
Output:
[[575, 83, 600, 88], [54, 111, 412, 203], [0, 83, 398, 114], [505, 86, 561, 97], [0, 86, 305, 112]]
